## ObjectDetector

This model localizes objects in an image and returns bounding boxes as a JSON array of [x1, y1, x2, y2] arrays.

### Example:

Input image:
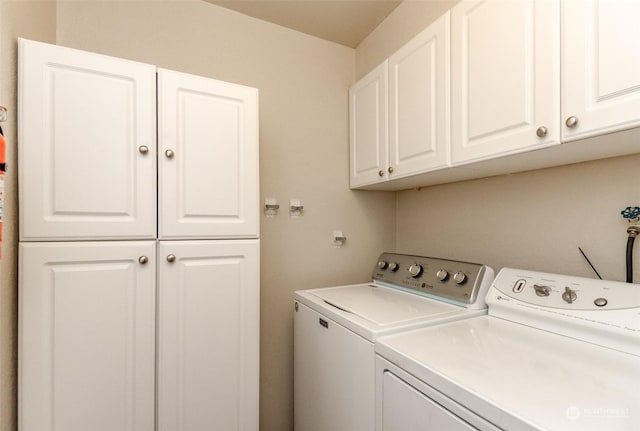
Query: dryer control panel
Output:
[[372, 253, 494, 309], [488, 268, 640, 356]]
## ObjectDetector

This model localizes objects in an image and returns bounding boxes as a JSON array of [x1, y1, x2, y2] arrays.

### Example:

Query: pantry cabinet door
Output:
[[349, 61, 388, 187], [18, 39, 157, 241], [451, 0, 560, 164], [388, 11, 450, 178], [157, 240, 259, 431], [19, 241, 156, 431], [158, 69, 259, 239], [562, 0, 640, 141]]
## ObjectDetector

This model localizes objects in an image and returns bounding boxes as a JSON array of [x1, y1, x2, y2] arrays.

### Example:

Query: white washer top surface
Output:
[[376, 316, 640, 431], [314, 283, 458, 326], [295, 283, 485, 341]]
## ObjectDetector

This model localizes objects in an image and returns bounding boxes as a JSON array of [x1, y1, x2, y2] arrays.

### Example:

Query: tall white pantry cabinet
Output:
[[18, 39, 259, 431]]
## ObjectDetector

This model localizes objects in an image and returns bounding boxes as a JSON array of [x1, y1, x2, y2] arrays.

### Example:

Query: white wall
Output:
[[0, 1, 56, 430], [55, 1, 396, 430]]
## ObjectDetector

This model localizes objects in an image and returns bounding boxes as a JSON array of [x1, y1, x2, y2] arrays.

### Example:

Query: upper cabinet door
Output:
[[158, 69, 259, 239], [388, 11, 450, 178], [562, 0, 640, 141], [451, 0, 560, 165], [18, 39, 157, 241], [349, 61, 388, 187]]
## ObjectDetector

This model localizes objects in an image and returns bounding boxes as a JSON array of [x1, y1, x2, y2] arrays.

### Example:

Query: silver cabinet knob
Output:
[[139, 145, 149, 154], [565, 116, 578, 128], [378, 170, 384, 177], [166, 254, 176, 263], [138, 256, 149, 265], [536, 126, 547, 137], [165, 149, 175, 159], [388, 167, 394, 174]]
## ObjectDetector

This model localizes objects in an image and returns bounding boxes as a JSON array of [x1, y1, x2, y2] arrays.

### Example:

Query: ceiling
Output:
[[205, 0, 403, 48]]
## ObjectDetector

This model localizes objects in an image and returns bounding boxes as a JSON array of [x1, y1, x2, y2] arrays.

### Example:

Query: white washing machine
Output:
[[293, 252, 494, 431], [375, 268, 640, 431]]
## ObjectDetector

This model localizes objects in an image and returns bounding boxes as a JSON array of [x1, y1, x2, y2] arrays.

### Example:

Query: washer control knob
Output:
[[453, 271, 467, 285], [389, 262, 399, 272], [533, 284, 551, 297], [562, 286, 577, 304], [377, 260, 388, 270], [436, 269, 449, 281], [408, 263, 423, 278], [594, 297, 608, 307]]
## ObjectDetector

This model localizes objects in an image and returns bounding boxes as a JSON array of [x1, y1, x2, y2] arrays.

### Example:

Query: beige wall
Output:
[[5, 2, 638, 431], [356, 1, 640, 281], [397, 154, 640, 281], [356, 0, 459, 79], [0, 1, 56, 430], [54, 1, 395, 431]]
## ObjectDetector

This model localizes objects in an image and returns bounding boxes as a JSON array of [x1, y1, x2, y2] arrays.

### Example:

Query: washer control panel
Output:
[[487, 268, 640, 355], [372, 252, 493, 308]]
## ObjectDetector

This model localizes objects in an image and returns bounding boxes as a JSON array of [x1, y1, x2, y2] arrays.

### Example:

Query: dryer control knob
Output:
[[436, 269, 449, 281], [562, 286, 577, 304], [533, 284, 551, 297], [389, 262, 400, 272], [377, 260, 388, 270], [453, 271, 467, 285], [408, 263, 423, 278]]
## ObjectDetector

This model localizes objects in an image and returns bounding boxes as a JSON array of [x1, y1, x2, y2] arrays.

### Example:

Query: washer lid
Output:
[[376, 316, 640, 431], [311, 284, 459, 326]]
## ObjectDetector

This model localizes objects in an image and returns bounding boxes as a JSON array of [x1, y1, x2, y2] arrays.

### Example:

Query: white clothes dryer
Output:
[[375, 268, 640, 431], [293, 252, 494, 431]]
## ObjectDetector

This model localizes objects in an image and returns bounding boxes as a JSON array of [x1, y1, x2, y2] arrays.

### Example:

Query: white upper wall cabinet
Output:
[[349, 61, 388, 187], [350, 0, 639, 191], [157, 240, 259, 431], [562, 0, 640, 141], [19, 39, 157, 241], [388, 11, 450, 178], [19, 241, 156, 431], [450, 0, 560, 165], [349, 11, 450, 189], [158, 69, 259, 239]]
